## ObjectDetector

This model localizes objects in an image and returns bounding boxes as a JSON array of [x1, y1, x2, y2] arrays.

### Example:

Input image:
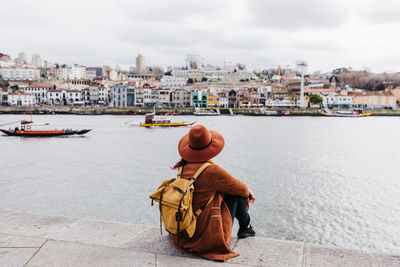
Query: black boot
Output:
[[237, 224, 255, 239]]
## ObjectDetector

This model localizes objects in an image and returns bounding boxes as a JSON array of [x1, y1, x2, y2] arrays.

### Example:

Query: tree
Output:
[[201, 77, 208, 82], [309, 94, 323, 106], [187, 78, 193, 84], [164, 71, 172, 76]]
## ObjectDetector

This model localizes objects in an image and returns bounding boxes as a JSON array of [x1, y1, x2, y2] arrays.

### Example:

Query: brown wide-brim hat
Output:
[[178, 124, 225, 162]]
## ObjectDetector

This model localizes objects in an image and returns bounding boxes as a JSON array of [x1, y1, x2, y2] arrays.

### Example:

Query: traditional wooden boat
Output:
[[137, 109, 194, 127], [0, 120, 91, 137]]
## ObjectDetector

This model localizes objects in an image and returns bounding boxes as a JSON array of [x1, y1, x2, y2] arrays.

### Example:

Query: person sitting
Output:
[[170, 124, 256, 261]]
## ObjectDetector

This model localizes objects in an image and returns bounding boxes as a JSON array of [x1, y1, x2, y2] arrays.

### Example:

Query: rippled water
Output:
[[1, 114, 400, 254]]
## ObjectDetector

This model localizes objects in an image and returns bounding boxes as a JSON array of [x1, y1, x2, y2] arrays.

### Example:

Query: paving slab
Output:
[[156, 253, 252, 267], [0, 248, 38, 267], [303, 244, 378, 267], [45, 218, 146, 248], [27, 240, 155, 267], [0, 210, 76, 237], [229, 237, 304, 267], [376, 253, 400, 267], [122, 226, 196, 258], [0, 233, 46, 248]]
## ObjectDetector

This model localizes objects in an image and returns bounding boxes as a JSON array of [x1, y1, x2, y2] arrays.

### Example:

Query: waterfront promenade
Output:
[[1, 210, 399, 266]]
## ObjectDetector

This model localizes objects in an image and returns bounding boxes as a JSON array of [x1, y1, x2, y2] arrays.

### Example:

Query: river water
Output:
[[1, 114, 400, 254]]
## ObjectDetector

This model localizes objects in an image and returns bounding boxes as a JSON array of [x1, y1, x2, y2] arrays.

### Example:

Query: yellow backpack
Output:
[[149, 162, 214, 242]]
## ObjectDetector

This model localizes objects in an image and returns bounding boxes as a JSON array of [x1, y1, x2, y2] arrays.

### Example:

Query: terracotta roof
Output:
[[272, 87, 289, 94], [304, 88, 336, 93], [10, 91, 32, 95], [350, 91, 393, 97]]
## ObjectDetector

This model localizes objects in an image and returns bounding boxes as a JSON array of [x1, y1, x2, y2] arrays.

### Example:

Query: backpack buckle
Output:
[[175, 211, 183, 222]]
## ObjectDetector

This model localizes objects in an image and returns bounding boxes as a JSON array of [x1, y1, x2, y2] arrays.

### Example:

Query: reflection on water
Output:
[[1, 114, 400, 254]]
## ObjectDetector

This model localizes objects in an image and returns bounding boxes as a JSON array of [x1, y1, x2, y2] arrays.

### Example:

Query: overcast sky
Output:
[[1, 0, 400, 73]]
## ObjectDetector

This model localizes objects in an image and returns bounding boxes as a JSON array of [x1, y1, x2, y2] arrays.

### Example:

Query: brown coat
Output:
[[169, 162, 249, 261]]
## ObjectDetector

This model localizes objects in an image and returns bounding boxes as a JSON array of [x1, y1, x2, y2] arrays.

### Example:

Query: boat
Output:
[[134, 108, 195, 127], [0, 120, 91, 137], [193, 108, 220, 116], [254, 108, 290, 116], [321, 109, 372, 117]]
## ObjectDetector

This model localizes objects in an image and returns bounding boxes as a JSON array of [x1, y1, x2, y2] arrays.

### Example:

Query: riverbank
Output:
[[1, 106, 400, 116], [1, 210, 399, 266]]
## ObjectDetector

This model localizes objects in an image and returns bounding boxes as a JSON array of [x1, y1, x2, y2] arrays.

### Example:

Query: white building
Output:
[[47, 89, 82, 105], [55, 64, 86, 80], [31, 53, 43, 67], [15, 52, 28, 65], [23, 84, 51, 104], [322, 93, 353, 107], [172, 66, 254, 81], [0, 66, 40, 81], [8, 91, 35, 106], [143, 86, 158, 107], [111, 85, 135, 107], [160, 76, 187, 89], [157, 88, 172, 107], [99, 86, 109, 104]]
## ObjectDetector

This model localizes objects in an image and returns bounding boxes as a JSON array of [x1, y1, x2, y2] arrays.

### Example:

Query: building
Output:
[[111, 85, 135, 107], [99, 86, 109, 105], [0, 87, 7, 106], [54, 64, 86, 80], [160, 76, 187, 89], [157, 88, 172, 107], [218, 91, 229, 108], [15, 52, 28, 65], [0, 66, 40, 81], [228, 89, 238, 108], [191, 89, 208, 107], [171, 88, 190, 107], [136, 54, 145, 74], [8, 91, 35, 106], [86, 67, 103, 79], [172, 66, 254, 81], [143, 83, 158, 107], [207, 90, 219, 107], [23, 84, 51, 104], [322, 93, 353, 108], [0, 52, 11, 61], [47, 89, 82, 105], [352, 91, 397, 108], [31, 53, 43, 67]]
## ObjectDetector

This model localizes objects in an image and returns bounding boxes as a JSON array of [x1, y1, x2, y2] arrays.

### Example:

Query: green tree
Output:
[[309, 94, 323, 106], [201, 77, 208, 82], [187, 78, 193, 84]]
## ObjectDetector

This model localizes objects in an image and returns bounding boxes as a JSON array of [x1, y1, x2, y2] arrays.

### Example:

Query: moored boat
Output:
[[321, 109, 372, 118], [0, 120, 91, 137], [135, 108, 195, 127], [193, 108, 220, 116], [321, 109, 372, 117]]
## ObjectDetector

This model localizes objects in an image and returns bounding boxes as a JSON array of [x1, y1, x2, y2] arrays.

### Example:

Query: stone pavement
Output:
[[0, 210, 399, 266]]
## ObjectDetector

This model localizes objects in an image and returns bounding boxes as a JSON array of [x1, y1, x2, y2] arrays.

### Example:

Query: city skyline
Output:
[[2, 0, 400, 73]]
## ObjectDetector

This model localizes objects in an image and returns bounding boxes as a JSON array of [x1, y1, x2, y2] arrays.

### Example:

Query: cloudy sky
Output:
[[1, 0, 400, 73]]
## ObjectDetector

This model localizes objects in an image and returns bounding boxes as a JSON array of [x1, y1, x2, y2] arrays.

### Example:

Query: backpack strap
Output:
[[192, 162, 212, 180], [177, 166, 183, 178], [194, 193, 215, 217], [192, 161, 215, 217]]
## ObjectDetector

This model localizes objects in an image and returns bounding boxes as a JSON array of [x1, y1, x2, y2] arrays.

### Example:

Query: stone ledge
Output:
[[0, 209, 399, 266]]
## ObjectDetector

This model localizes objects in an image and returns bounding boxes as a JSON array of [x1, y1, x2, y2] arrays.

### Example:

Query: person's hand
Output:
[[248, 189, 256, 204]]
